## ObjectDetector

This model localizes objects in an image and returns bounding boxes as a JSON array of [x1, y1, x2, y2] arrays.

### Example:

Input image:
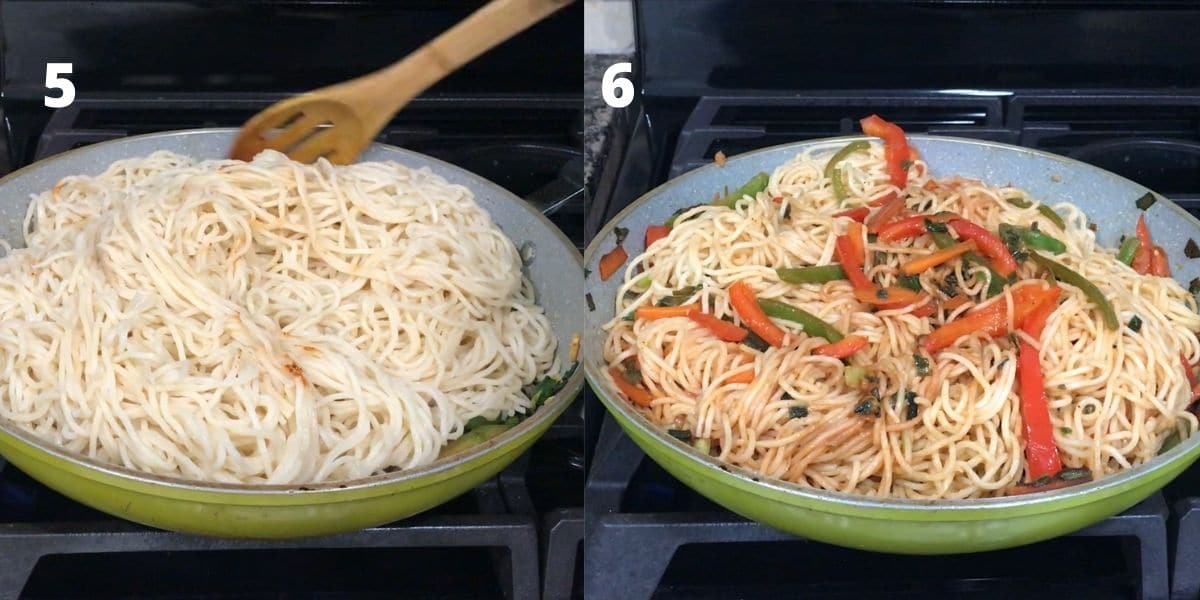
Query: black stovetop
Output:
[[584, 89, 1200, 600]]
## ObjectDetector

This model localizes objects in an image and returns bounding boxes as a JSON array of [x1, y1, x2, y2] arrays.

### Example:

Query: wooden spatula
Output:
[[230, 0, 573, 165]]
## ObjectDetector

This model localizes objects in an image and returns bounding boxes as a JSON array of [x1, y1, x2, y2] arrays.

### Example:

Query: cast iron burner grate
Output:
[[0, 93, 585, 599], [584, 91, 1200, 600]]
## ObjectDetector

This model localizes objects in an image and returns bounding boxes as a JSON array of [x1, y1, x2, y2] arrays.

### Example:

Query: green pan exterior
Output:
[[0, 396, 564, 539], [584, 135, 1200, 554], [0, 129, 585, 539], [597, 386, 1200, 554]]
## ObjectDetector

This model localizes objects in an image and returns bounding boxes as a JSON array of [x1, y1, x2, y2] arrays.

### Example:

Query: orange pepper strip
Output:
[[868, 190, 898, 207], [724, 369, 755, 385], [921, 284, 1060, 353], [835, 235, 874, 290], [853, 286, 921, 306], [900, 240, 976, 275], [728, 282, 787, 347], [598, 245, 628, 281], [813, 335, 868, 358], [635, 304, 698, 320], [687, 309, 749, 342], [860, 114, 913, 187], [833, 206, 870, 222], [1151, 245, 1171, 277], [941, 294, 971, 311], [609, 367, 653, 407]]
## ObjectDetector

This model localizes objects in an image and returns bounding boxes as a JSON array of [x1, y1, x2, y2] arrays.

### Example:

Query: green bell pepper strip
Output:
[[757, 298, 844, 343], [1006, 196, 1067, 230], [823, 140, 870, 202], [1116, 237, 1140, 266], [1030, 252, 1118, 330], [776, 265, 847, 284], [1021, 229, 1067, 254], [715, 172, 770, 208]]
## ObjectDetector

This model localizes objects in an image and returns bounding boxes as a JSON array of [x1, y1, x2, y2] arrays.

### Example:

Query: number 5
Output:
[[601, 62, 634, 109], [44, 63, 75, 109]]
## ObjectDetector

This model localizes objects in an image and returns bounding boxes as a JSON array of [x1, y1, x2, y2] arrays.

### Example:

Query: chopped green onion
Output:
[[923, 219, 949, 234], [633, 276, 652, 291], [1022, 229, 1067, 254], [913, 353, 930, 376], [1058, 468, 1091, 481], [1128, 315, 1143, 333], [844, 365, 867, 387], [1135, 192, 1157, 211], [1038, 205, 1066, 230], [897, 274, 922, 292], [694, 438, 711, 454], [666, 204, 703, 227], [1005, 196, 1032, 209], [777, 265, 847, 285], [667, 429, 693, 441]]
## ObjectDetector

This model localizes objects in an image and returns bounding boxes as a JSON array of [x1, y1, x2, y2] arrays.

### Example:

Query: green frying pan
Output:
[[0, 129, 584, 539], [584, 135, 1200, 554]]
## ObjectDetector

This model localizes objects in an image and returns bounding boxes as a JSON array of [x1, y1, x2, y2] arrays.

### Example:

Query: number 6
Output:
[[601, 62, 634, 109], [44, 63, 75, 109]]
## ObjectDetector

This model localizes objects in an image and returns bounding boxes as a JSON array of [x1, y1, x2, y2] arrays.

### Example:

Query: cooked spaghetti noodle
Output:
[[0, 150, 559, 484], [603, 135, 1200, 499]]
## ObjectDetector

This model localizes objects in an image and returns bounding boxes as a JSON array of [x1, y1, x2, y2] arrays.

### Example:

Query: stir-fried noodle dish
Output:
[[602, 116, 1200, 499], [0, 150, 570, 485]]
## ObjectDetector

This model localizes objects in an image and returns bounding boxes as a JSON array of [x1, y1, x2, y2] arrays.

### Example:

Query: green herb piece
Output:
[[614, 226, 629, 245], [777, 265, 847, 285], [694, 438, 711, 454], [1005, 196, 1032, 209], [789, 405, 809, 419], [1128, 315, 1143, 333], [1190, 278, 1200, 295], [667, 429, 693, 441], [742, 330, 771, 352], [586, 293, 596, 312], [665, 204, 704, 227], [913, 353, 930, 376], [1135, 192, 1157, 211], [1060, 427, 1073, 435], [633, 276, 652, 291], [897, 274, 922, 292], [1160, 430, 1183, 455], [924, 219, 949, 234], [656, 285, 701, 307], [854, 397, 879, 417], [938, 272, 959, 298], [1083, 404, 1096, 415], [1058, 468, 1091, 481], [904, 391, 919, 420]]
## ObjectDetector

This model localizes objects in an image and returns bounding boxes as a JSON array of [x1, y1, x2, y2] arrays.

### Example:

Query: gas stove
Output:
[[0, 2, 584, 599]]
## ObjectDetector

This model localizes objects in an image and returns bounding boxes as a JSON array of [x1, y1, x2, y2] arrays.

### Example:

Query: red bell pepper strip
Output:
[[866, 193, 907, 234], [860, 115, 913, 188], [948, 219, 1019, 277], [876, 215, 932, 243], [1182, 353, 1200, 405], [687, 309, 748, 342], [728, 282, 787, 347], [645, 225, 671, 249], [598, 245, 628, 281], [1132, 214, 1153, 274], [921, 284, 1061, 353], [835, 235, 873, 290], [813, 334, 868, 358], [868, 190, 898, 208], [1151, 245, 1171, 277], [1016, 294, 1065, 481], [609, 367, 654, 407], [833, 206, 871, 222]]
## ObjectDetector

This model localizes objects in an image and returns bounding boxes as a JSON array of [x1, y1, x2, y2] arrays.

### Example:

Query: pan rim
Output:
[[0, 127, 585, 497], [584, 133, 1200, 515]]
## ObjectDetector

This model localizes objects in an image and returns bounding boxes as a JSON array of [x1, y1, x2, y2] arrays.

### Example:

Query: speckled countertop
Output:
[[584, 53, 631, 191]]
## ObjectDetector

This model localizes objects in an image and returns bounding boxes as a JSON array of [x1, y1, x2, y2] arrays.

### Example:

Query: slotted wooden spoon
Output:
[[230, 0, 573, 165]]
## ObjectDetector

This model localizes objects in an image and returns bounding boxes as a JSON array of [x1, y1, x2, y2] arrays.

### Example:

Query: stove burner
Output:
[[1068, 138, 1200, 203]]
